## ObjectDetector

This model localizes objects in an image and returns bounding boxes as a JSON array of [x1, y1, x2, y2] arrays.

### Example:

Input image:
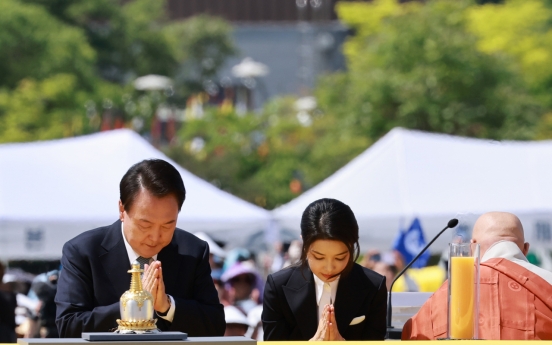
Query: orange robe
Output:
[[402, 258, 552, 340]]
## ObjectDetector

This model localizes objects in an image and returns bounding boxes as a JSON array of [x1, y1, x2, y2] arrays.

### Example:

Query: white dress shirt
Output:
[[312, 273, 339, 321], [121, 223, 175, 321]]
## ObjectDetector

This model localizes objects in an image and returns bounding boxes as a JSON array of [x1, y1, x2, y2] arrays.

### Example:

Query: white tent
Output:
[[273, 128, 552, 254], [0, 129, 271, 260]]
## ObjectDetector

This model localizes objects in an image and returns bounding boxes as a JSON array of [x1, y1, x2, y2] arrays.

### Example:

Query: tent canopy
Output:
[[0, 129, 271, 260], [273, 128, 552, 252]]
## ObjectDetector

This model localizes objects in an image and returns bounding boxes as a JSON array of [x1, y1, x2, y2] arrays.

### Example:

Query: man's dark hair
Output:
[[120, 159, 186, 212]]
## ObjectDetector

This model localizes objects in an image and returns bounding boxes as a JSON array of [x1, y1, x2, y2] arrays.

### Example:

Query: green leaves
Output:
[[164, 15, 237, 95], [467, 0, 552, 106], [321, 0, 541, 141], [0, 0, 236, 144], [0, 0, 95, 88], [0, 74, 91, 142], [3, 0, 551, 209], [169, 95, 371, 209], [172, 0, 549, 209]]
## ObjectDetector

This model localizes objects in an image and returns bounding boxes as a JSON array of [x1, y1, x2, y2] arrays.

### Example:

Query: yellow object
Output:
[[391, 265, 446, 292], [117, 261, 156, 332], [449, 256, 476, 339], [260, 340, 552, 345]]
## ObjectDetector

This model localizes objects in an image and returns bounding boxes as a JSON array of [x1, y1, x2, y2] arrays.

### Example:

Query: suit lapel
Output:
[[335, 266, 369, 334], [157, 238, 180, 294], [99, 220, 131, 297], [283, 266, 318, 340]]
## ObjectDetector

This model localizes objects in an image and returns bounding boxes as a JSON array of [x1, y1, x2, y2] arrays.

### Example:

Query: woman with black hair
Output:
[[262, 198, 387, 341]]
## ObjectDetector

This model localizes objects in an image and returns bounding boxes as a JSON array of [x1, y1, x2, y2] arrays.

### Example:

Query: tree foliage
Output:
[[466, 0, 552, 107], [165, 15, 237, 95], [3, 0, 552, 209], [21, 0, 178, 83], [0, 0, 236, 144], [169, 94, 372, 209], [0, 0, 96, 88], [323, 0, 542, 141], [172, 0, 550, 209], [168, 98, 311, 209], [0, 75, 85, 142]]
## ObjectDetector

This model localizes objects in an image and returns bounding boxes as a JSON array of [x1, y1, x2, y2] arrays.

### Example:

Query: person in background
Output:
[[212, 269, 230, 307], [389, 250, 419, 292], [31, 270, 59, 338], [384, 250, 445, 293], [372, 261, 397, 292], [282, 240, 302, 268], [360, 249, 381, 270], [402, 212, 552, 340], [55, 159, 224, 337], [0, 261, 17, 343], [270, 241, 285, 274], [222, 261, 262, 314], [224, 305, 250, 336], [193, 232, 226, 271], [361, 250, 398, 292], [247, 304, 263, 340], [262, 198, 387, 341], [223, 248, 253, 273]]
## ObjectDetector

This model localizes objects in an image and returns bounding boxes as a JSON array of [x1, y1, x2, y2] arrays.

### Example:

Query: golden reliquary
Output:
[[115, 261, 158, 333]]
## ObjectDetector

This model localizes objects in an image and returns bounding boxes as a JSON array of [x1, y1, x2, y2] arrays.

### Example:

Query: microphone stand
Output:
[[386, 218, 458, 339]]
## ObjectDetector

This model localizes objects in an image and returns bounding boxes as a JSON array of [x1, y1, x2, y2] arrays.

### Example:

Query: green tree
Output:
[[0, 0, 237, 144], [0, 74, 90, 142], [168, 94, 371, 209], [465, 0, 552, 140], [169, 0, 546, 209], [21, 0, 178, 83], [466, 0, 552, 108], [0, 0, 102, 143], [21, 0, 236, 90], [167, 106, 265, 206], [320, 0, 542, 141], [165, 15, 237, 96], [0, 71, 134, 143], [167, 98, 316, 208], [0, 0, 96, 89]]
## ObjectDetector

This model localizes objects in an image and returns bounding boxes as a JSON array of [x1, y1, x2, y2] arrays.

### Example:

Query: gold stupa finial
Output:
[[115, 260, 158, 333], [128, 261, 144, 293]]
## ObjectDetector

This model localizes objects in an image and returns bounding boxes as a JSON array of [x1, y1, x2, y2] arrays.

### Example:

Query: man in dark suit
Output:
[[55, 159, 225, 337]]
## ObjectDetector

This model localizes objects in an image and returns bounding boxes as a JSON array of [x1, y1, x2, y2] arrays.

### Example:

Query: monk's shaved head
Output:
[[471, 212, 529, 256]]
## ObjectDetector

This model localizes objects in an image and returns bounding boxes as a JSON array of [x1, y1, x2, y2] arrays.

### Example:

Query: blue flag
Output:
[[392, 218, 430, 269]]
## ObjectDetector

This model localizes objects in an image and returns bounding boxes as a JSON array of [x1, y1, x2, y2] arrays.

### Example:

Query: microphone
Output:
[[386, 218, 459, 339]]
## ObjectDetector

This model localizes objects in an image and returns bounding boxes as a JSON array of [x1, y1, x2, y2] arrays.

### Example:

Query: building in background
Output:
[[166, 0, 359, 110]]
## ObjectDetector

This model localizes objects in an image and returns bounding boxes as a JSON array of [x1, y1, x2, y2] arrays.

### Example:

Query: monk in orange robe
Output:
[[402, 212, 552, 340]]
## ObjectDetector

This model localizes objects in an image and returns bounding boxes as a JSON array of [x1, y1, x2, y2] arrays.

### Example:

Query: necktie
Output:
[[136, 256, 151, 270], [318, 282, 332, 320]]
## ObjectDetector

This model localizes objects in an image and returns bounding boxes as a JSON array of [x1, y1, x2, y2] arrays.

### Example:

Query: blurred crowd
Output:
[[0, 232, 456, 341], [361, 249, 447, 293], [0, 262, 59, 341], [195, 232, 303, 340]]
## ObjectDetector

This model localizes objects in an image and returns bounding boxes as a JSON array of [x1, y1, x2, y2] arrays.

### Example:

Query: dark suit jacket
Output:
[[55, 220, 225, 337], [262, 263, 387, 340]]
